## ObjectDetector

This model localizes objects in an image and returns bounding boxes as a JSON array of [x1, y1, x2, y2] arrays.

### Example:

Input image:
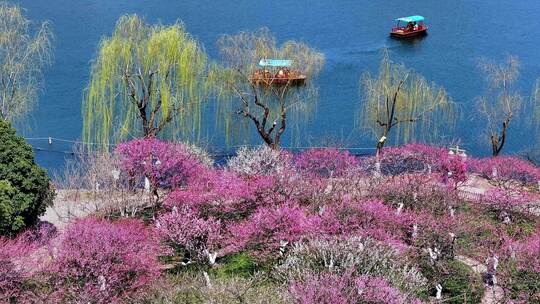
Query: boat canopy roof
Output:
[[259, 59, 293, 67], [396, 15, 424, 23]]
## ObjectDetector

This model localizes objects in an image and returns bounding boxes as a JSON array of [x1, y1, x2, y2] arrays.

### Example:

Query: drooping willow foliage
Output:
[[214, 28, 325, 148], [476, 56, 522, 156], [82, 15, 211, 148], [531, 78, 540, 144], [359, 51, 456, 154], [0, 2, 53, 123]]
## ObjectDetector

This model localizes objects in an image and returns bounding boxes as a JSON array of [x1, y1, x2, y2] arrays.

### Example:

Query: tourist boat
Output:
[[251, 59, 306, 86], [390, 15, 428, 38]]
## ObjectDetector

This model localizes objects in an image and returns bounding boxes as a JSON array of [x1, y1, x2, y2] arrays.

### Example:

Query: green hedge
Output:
[[0, 120, 55, 236]]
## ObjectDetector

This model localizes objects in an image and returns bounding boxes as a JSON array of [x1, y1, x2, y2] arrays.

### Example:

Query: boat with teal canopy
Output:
[[252, 58, 306, 86], [259, 59, 293, 67], [390, 15, 428, 38], [395, 15, 424, 23]]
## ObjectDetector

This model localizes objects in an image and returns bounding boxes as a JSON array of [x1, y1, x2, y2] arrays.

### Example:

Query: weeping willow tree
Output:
[[0, 2, 53, 123], [531, 78, 540, 145], [476, 56, 522, 157], [215, 28, 324, 149], [82, 15, 211, 147], [359, 51, 455, 157]]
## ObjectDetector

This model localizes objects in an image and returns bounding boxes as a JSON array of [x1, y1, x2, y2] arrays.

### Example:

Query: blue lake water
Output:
[[13, 0, 540, 172]]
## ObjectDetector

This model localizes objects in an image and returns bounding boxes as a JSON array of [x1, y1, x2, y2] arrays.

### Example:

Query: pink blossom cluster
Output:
[[294, 148, 359, 178], [315, 199, 413, 250], [361, 144, 468, 187], [0, 218, 163, 303], [153, 142, 467, 261], [156, 205, 221, 259], [229, 203, 316, 259], [504, 230, 540, 273], [3, 138, 540, 302], [469, 156, 540, 187], [0, 231, 41, 302], [289, 271, 421, 304], [115, 137, 204, 190], [44, 218, 163, 303], [370, 173, 460, 214], [479, 188, 539, 215], [164, 169, 275, 220]]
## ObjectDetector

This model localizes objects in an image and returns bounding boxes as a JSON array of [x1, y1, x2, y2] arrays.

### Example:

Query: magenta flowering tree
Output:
[[505, 231, 540, 273], [156, 205, 221, 263], [115, 138, 204, 203], [497, 231, 540, 302], [373, 144, 445, 175], [44, 218, 163, 303], [479, 188, 539, 220], [413, 212, 458, 260], [355, 275, 421, 304], [289, 271, 421, 304], [366, 144, 468, 187], [294, 148, 359, 178], [369, 173, 462, 217], [164, 169, 275, 221], [0, 232, 42, 302], [469, 156, 540, 188], [288, 271, 354, 304], [316, 199, 413, 250], [228, 203, 314, 260], [440, 153, 468, 188]]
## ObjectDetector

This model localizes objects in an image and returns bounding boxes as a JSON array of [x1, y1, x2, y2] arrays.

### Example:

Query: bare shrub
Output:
[[53, 147, 149, 220], [143, 272, 290, 304]]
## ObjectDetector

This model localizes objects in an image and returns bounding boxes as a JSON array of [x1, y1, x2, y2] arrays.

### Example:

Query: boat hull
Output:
[[390, 28, 428, 38], [250, 75, 307, 86]]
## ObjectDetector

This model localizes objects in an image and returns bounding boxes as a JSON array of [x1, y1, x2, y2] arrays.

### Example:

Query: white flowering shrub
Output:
[[227, 146, 292, 176], [184, 142, 214, 167], [275, 236, 428, 298]]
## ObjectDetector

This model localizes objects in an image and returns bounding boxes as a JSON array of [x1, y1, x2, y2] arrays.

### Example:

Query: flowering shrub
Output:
[[156, 205, 221, 261], [479, 188, 539, 218], [227, 145, 293, 176], [469, 156, 540, 187], [294, 148, 359, 178], [289, 272, 419, 304], [440, 153, 468, 188], [504, 231, 540, 273], [229, 203, 314, 259], [115, 138, 204, 191], [368, 173, 460, 216], [355, 275, 421, 304], [316, 199, 413, 249], [364, 144, 468, 186], [276, 236, 428, 297], [494, 232, 540, 303], [289, 271, 353, 304], [183, 142, 214, 167], [0, 233, 41, 303], [164, 169, 275, 221], [45, 218, 163, 303], [374, 144, 446, 175]]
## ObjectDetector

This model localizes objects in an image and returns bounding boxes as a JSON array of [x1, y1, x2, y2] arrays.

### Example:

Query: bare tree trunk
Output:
[[491, 116, 511, 157], [376, 132, 388, 160]]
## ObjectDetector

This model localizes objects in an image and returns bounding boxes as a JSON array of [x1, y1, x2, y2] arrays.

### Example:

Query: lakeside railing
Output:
[[24, 136, 378, 158]]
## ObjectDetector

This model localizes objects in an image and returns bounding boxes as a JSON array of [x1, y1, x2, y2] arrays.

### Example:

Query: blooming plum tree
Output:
[[44, 218, 163, 303]]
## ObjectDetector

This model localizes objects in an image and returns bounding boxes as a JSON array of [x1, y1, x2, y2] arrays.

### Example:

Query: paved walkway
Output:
[[455, 255, 504, 304]]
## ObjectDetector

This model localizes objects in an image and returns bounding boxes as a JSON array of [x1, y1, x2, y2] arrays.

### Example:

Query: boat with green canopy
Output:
[[251, 59, 306, 86], [390, 15, 428, 38]]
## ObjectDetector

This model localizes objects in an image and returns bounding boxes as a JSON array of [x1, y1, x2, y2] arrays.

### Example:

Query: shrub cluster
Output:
[[3, 139, 539, 303]]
